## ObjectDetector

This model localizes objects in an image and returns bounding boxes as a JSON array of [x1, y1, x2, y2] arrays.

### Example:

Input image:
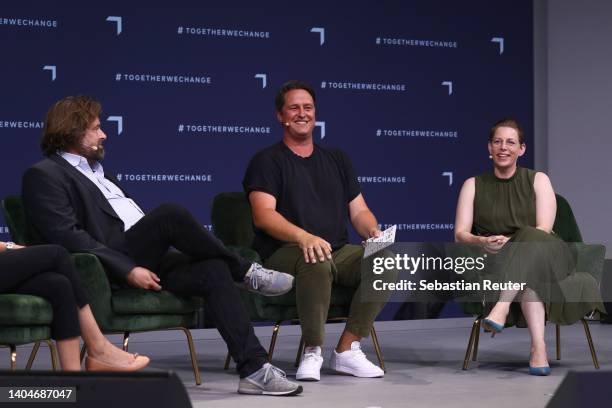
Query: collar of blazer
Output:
[[49, 154, 125, 222]]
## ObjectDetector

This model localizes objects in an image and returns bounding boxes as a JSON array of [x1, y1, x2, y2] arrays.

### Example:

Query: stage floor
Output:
[[10, 317, 612, 408]]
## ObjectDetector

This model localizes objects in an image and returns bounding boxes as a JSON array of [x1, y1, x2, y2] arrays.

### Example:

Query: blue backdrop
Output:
[[1, 0, 534, 319]]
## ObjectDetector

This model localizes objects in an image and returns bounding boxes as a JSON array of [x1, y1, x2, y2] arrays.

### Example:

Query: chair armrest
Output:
[[71, 253, 114, 328]]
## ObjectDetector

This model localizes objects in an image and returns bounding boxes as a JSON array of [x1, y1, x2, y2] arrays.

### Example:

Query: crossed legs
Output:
[[0, 245, 146, 371], [485, 288, 548, 367]]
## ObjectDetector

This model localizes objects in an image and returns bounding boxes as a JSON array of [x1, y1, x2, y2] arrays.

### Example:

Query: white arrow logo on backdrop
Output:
[[254, 73, 267, 88], [310, 27, 325, 45], [442, 171, 453, 186], [441, 81, 453, 95], [491, 37, 504, 54], [107, 116, 123, 135], [106, 16, 122, 35], [315, 121, 326, 139], [42, 65, 56, 81]]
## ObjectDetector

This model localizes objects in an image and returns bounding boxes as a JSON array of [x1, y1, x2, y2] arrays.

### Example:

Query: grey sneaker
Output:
[[238, 363, 303, 396], [244, 263, 294, 296]]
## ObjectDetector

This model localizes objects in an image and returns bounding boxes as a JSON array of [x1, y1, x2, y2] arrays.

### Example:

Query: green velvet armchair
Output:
[[1, 198, 58, 370], [211, 192, 385, 371], [462, 194, 604, 370], [2, 196, 202, 384], [0, 294, 58, 370]]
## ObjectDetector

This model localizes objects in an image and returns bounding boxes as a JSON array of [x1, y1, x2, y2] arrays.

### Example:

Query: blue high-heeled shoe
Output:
[[482, 318, 504, 333], [528, 365, 551, 376]]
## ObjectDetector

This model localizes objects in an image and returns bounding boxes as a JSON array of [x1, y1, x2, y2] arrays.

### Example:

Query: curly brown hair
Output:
[[41, 96, 102, 156]]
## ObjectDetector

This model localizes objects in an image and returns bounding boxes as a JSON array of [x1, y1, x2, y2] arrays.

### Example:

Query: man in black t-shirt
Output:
[[243, 80, 389, 382]]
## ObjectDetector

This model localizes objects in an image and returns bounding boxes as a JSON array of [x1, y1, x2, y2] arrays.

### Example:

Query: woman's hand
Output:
[[482, 235, 509, 254]]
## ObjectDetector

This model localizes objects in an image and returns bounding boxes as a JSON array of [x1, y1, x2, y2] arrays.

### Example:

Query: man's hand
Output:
[[127, 266, 162, 291], [0, 242, 25, 252], [369, 228, 382, 239], [482, 235, 509, 254], [296, 232, 332, 263], [361, 228, 383, 246]]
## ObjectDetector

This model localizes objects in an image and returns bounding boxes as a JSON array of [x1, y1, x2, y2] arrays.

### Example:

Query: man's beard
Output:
[[92, 146, 105, 161], [78, 144, 105, 161]]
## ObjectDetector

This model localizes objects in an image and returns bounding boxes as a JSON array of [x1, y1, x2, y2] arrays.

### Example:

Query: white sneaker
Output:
[[329, 341, 384, 378], [296, 346, 323, 381]]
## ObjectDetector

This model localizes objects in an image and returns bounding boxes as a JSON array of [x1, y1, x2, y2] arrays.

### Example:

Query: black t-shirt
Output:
[[243, 142, 361, 260]]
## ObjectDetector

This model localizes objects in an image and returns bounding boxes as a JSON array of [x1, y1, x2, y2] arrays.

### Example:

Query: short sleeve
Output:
[[242, 150, 282, 199], [337, 150, 361, 202]]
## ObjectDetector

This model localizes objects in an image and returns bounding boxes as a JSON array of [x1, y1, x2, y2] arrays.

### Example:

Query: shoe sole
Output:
[[482, 319, 504, 333], [330, 365, 384, 378], [295, 374, 320, 381], [238, 385, 303, 396]]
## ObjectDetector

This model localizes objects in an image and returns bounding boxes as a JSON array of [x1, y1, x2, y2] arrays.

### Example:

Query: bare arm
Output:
[[533, 172, 556, 233], [454, 178, 482, 243], [348, 193, 380, 239], [454, 177, 506, 250], [249, 191, 332, 263]]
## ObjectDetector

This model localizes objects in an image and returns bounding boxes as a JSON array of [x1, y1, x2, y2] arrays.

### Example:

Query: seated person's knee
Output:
[[43, 273, 74, 299], [298, 260, 333, 280], [155, 202, 192, 222]]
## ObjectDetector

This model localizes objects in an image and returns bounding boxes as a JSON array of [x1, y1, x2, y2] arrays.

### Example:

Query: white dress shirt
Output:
[[59, 152, 144, 231]]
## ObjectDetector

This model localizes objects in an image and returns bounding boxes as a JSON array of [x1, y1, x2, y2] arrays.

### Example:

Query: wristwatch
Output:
[[5, 241, 15, 251]]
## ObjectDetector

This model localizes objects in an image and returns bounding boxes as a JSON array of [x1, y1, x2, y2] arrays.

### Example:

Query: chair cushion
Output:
[[254, 285, 355, 306], [256, 304, 350, 322], [0, 326, 52, 346], [111, 289, 195, 315], [0, 294, 53, 325], [103, 313, 197, 333]]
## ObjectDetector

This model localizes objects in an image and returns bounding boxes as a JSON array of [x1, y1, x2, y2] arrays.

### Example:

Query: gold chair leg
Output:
[[26, 341, 41, 370], [463, 318, 479, 370], [370, 325, 386, 372], [80, 343, 87, 363], [581, 319, 599, 369], [556, 324, 561, 360], [472, 319, 481, 361], [46, 340, 58, 371], [224, 350, 231, 370], [267, 322, 281, 362], [10, 344, 17, 370], [294, 335, 305, 368], [123, 332, 130, 352], [177, 327, 201, 385]]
